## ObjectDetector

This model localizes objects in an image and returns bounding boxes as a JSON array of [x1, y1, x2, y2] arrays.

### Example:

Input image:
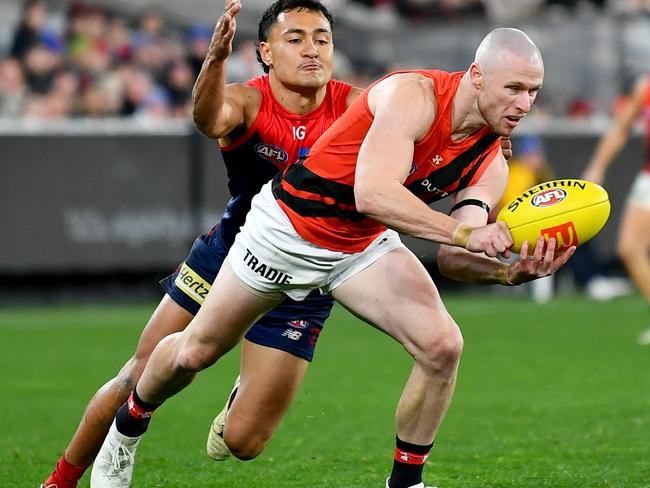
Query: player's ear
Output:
[[259, 42, 272, 69], [469, 63, 483, 89]]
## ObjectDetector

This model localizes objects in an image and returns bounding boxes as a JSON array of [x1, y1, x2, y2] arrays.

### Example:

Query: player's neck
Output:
[[450, 72, 485, 140], [268, 73, 327, 115]]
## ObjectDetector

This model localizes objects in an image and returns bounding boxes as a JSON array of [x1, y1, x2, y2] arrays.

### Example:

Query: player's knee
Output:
[[229, 441, 265, 461], [113, 358, 140, 397], [92, 362, 139, 415], [224, 428, 268, 461], [416, 321, 463, 374], [175, 343, 219, 372]]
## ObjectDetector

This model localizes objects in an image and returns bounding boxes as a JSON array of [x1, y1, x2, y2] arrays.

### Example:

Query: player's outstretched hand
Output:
[[466, 221, 513, 258], [504, 236, 576, 285], [210, 0, 242, 62]]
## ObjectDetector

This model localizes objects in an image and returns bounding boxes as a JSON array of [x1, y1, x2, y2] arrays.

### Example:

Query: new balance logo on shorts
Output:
[[282, 329, 303, 341], [243, 248, 293, 284], [175, 262, 210, 304]]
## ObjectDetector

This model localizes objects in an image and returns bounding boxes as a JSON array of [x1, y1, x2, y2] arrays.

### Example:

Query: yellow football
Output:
[[496, 179, 610, 253]]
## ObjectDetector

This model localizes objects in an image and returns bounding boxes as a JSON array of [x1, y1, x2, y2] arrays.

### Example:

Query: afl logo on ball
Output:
[[531, 188, 567, 208], [255, 144, 288, 165]]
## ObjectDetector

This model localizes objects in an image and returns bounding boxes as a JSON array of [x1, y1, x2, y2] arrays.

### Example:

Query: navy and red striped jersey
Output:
[[216, 75, 352, 246], [273, 70, 501, 253]]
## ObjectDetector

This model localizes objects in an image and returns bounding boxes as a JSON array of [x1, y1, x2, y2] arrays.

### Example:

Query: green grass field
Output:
[[2, 294, 649, 487]]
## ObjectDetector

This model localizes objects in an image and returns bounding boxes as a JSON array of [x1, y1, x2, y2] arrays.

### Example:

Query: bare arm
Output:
[[192, 0, 253, 139], [582, 76, 648, 185], [437, 155, 575, 285], [354, 73, 511, 256]]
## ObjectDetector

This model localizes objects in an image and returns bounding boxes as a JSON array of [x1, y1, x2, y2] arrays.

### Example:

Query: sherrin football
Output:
[[496, 179, 610, 253]]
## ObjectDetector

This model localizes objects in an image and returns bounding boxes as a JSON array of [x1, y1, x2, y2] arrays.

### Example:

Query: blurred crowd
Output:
[[342, 0, 641, 25], [0, 1, 261, 120], [0, 0, 647, 120]]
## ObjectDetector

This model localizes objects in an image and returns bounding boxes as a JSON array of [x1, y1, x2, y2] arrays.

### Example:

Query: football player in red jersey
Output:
[[40, 1, 364, 487], [91, 28, 571, 488]]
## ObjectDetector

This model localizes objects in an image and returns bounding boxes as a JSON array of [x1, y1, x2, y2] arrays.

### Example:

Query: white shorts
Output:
[[628, 171, 650, 211], [229, 182, 405, 301]]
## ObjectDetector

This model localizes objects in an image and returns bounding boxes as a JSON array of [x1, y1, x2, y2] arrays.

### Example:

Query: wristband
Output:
[[451, 222, 473, 248]]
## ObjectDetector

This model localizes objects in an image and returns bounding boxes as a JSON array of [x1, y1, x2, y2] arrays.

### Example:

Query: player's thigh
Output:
[[618, 203, 650, 251], [181, 259, 284, 356], [228, 340, 308, 433], [332, 247, 456, 355]]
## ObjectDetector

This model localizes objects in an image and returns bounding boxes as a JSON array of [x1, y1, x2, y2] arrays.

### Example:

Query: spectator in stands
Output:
[[10, 0, 48, 60], [226, 38, 262, 82], [186, 24, 212, 80], [23, 44, 61, 95], [106, 17, 133, 64], [162, 59, 194, 117], [0, 58, 27, 117]]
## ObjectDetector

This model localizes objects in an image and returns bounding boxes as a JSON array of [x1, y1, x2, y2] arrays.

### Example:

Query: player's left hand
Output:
[[209, 0, 242, 62], [500, 136, 512, 161], [503, 236, 575, 285]]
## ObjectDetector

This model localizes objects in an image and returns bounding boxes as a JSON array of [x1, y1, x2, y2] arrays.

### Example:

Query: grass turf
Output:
[[1, 294, 649, 487]]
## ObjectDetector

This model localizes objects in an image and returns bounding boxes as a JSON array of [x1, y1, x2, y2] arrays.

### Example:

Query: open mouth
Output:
[[505, 115, 523, 127]]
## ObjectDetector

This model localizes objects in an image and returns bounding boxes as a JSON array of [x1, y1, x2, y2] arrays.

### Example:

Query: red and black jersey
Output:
[[642, 76, 650, 174], [273, 70, 501, 253], [216, 75, 352, 246]]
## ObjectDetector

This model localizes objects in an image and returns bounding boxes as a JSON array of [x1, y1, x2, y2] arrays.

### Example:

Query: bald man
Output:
[[93, 28, 573, 488]]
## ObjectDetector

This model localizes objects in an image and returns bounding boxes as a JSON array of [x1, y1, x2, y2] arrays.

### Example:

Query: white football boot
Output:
[[90, 420, 141, 488], [385, 478, 438, 488], [206, 376, 240, 461]]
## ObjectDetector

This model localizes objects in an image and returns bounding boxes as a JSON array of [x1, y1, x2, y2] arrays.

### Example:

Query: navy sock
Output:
[[115, 388, 162, 437]]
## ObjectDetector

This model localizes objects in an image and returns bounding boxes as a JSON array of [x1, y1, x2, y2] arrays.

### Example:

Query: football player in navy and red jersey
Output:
[[40, 1, 362, 487], [92, 28, 572, 488]]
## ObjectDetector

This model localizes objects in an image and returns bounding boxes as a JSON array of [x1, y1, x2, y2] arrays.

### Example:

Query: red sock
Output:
[[43, 455, 87, 488]]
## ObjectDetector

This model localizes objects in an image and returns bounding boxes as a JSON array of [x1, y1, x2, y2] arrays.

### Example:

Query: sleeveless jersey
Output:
[[273, 70, 501, 253], [642, 76, 650, 173], [217, 75, 352, 246]]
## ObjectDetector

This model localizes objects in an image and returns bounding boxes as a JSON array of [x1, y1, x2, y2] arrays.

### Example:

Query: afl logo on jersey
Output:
[[255, 144, 288, 164], [531, 188, 567, 207]]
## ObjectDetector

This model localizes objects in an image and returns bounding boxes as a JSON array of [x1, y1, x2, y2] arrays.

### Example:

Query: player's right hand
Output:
[[210, 0, 242, 62], [466, 221, 513, 258]]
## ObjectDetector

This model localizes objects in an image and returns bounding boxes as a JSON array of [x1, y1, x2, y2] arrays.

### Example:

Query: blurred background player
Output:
[[582, 74, 650, 342], [39, 1, 363, 487]]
